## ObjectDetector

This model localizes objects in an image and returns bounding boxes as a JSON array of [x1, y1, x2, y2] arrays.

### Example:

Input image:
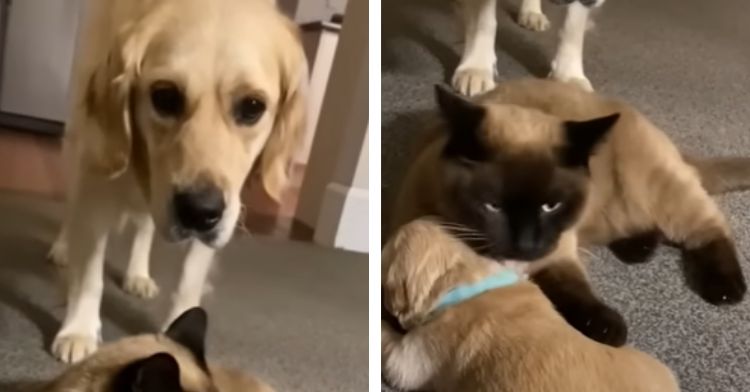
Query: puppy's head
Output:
[[382, 217, 503, 329], [47, 308, 273, 392], [86, 0, 307, 247]]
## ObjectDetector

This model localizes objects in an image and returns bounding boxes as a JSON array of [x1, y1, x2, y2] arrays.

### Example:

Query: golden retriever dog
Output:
[[382, 217, 680, 392], [47, 0, 307, 363], [40, 308, 274, 392]]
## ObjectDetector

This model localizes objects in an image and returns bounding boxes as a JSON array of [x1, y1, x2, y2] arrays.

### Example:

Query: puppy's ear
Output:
[[560, 113, 620, 168], [80, 20, 152, 179], [258, 19, 309, 202], [165, 307, 208, 369], [434, 85, 489, 162], [113, 352, 183, 392]]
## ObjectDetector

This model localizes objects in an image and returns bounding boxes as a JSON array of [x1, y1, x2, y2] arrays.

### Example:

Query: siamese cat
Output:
[[38, 307, 274, 392], [389, 78, 749, 346], [382, 217, 680, 392]]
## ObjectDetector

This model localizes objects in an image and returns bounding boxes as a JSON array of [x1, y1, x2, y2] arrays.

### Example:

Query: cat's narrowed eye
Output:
[[541, 201, 563, 214], [484, 202, 501, 213]]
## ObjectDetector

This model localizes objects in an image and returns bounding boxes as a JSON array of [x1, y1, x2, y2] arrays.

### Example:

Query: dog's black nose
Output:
[[173, 185, 225, 232]]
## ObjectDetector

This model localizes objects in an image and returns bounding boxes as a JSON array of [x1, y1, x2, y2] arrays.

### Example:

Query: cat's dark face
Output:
[[443, 154, 589, 260], [434, 85, 619, 261]]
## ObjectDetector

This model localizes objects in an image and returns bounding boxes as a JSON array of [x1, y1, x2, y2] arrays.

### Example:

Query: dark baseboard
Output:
[[0, 112, 64, 136]]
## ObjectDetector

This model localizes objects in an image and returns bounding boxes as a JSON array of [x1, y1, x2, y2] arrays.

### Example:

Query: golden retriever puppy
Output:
[[40, 308, 274, 392], [48, 0, 307, 363], [381, 217, 680, 392]]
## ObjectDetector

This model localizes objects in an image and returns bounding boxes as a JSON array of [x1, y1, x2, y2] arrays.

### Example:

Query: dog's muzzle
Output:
[[172, 183, 225, 238]]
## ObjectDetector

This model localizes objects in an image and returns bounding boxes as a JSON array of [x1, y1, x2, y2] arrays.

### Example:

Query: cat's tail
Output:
[[686, 156, 750, 195]]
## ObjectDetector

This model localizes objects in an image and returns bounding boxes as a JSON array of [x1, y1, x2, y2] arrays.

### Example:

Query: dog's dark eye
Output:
[[233, 96, 266, 125], [150, 81, 184, 117]]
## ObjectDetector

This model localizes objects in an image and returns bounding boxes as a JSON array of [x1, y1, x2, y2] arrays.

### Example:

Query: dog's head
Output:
[[84, 0, 307, 246], [382, 217, 504, 328]]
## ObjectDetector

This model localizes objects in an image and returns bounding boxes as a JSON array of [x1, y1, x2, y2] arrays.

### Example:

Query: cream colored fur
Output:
[[382, 217, 680, 392], [48, 0, 307, 363], [40, 332, 273, 392], [391, 78, 734, 270]]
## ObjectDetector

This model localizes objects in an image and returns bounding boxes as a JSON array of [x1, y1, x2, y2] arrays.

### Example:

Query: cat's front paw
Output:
[[565, 303, 628, 346], [684, 239, 746, 304]]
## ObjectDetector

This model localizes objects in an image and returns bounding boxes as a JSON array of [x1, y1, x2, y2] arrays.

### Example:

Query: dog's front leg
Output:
[[518, 0, 550, 32], [163, 239, 216, 328], [122, 213, 159, 299], [549, 1, 601, 91], [452, 0, 497, 96], [52, 181, 116, 363]]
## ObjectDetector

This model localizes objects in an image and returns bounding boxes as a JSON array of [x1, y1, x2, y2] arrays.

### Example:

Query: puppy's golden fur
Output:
[[382, 217, 680, 392], [49, 0, 307, 363], [389, 78, 748, 346]]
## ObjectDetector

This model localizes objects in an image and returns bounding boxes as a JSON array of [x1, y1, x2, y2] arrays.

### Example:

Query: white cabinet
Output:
[[0, 0, 82, 127]]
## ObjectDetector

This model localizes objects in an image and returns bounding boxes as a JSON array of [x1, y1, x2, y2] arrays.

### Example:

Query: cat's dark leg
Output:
[[607, 230, 661, 264], [653, 182, 746, 304], [532, 260, 627, 346]]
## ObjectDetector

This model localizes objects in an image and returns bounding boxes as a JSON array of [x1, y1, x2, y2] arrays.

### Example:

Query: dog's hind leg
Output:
[[518, 0, 550, 32], [452, 0, 497, 96], [381, 320, 438, 391], [549, 1, 599, 91], [122, 213, 159, 299], [48, 225, 68, 266], [163, 239, 216, 329]]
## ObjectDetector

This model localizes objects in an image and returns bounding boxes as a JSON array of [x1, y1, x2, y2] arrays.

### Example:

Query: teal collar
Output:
[[433, 270, 520, 312]]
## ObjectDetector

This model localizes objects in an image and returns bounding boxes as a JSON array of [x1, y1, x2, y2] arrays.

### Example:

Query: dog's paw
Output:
[[48, 238, 67, 266], [52, 333, 99, 363], [123, 275, 160, 299], [452, 68, 496, 96], [518, 11, 550, 32], [565, 303, 628, 346], [684, 239, 747, 305]]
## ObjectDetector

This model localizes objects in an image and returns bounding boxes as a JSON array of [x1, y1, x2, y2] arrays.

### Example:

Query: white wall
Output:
[[0, 0, 82, 121]]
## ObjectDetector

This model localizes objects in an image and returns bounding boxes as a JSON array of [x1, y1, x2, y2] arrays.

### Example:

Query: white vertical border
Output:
[[368, 0, 381, 390]]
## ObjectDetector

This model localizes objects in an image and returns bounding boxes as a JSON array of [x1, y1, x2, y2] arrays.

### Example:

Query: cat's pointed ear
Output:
[[165, 307, 208, 369], [434, 84, 488, 162], [561, 113, 620, 168], [113, 352, 183, 392]]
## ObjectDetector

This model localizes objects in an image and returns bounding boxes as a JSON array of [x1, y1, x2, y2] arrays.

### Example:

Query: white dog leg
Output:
[[549, 2, 598, 91], [381, 320, 437, 391], [163, 239, 216, 328], [51, 184, 115, 363], [452, 0, 497, 96], [122, 213, 159, 299], [518, 0, 550, 32]]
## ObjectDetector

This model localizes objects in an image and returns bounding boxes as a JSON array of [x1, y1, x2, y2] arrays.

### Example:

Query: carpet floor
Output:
[[0, 192, 367, 392], [382, 0, 750, 391]]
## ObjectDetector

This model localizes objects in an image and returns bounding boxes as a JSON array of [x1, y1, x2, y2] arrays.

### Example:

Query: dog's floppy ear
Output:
[[81, 21, 152, 179], [258, 21, 309, 202], [112, 352, 183, 392]]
